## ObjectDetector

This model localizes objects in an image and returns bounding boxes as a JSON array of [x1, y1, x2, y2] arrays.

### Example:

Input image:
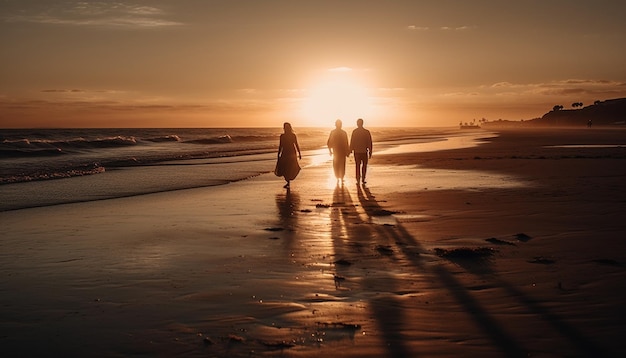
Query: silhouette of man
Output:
[[327, 119, 350, 182], [349, 118, 372, 184]]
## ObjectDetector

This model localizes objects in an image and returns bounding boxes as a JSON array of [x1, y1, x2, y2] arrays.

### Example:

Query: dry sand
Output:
[[1, 127, 625, 357]]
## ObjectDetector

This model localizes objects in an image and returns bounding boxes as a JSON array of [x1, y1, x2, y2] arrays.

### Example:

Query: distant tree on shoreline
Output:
[[482, 97, 626, 127]]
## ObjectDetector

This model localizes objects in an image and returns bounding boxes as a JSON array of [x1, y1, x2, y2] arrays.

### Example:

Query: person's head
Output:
[[335, 119, 342, 129], [356, 118, 364, 128], [283, 122, 293, 133]]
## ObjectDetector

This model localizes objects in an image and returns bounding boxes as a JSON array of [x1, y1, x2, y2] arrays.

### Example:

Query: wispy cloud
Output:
[[429, 79, 626, 109], [534, 80, 626, 97], [1, 98, 227, 113], [562, 79, 624, 86], [407, 25, 475, 31], [4, 2, 182, 28], [406, 25, 429, 31], [41, 89, 86, 93], [474, 79, 626, 101], [441, 25, 476, 31], [40, 88, 125, 95]]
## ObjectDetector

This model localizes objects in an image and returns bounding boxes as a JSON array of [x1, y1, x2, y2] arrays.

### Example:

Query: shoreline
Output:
[[1, 127, 625, 357], [0, 128, 490, 212]]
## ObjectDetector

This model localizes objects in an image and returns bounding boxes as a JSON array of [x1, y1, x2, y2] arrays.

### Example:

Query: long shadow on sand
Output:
[[330, 184, 412, 357], [275, 188, 300, 251], [326, 183, 609, 357]]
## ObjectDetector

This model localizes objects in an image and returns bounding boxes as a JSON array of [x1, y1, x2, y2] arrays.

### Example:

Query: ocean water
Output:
[[0, 127, 467, 211], [0, 128, 310, 183]]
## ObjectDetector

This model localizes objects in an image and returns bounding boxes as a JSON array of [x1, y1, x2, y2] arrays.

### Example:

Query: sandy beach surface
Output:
[[1, 127, 625, 357]]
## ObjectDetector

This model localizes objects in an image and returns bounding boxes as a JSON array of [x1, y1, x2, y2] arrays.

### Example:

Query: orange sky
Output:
[[1, 0, 626, 128]]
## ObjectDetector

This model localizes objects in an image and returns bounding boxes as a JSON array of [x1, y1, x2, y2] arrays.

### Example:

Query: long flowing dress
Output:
[[327, 129, 350, 179], [275, 132, 301, 181]]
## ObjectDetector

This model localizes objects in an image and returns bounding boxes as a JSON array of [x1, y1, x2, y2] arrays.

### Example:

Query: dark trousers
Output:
[[354, 152, 369, 181]]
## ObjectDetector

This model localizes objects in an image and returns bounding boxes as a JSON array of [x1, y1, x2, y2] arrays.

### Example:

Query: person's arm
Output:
[[349, 132, 354, 154], [327, 132, 333, 155], [368, 132, 373, 158], [277, 135, 283, 158], [295, 136, 302, 160]]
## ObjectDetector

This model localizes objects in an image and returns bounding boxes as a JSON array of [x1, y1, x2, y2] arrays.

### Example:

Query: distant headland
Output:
[[482, 97, 626, 128]]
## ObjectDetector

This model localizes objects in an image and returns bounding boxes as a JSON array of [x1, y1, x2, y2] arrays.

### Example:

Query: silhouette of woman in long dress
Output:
[[327, 119, 350, 182], [274, 122, 302, 188]]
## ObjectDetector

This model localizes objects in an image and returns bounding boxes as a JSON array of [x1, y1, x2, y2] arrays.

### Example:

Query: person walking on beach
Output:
[[350, 118, 373, 184], [275, 122, 302, 189], [327, 119, 350, 183]]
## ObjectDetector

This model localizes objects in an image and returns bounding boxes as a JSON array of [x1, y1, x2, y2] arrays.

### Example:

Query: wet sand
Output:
[[1, 127, 625, 357]]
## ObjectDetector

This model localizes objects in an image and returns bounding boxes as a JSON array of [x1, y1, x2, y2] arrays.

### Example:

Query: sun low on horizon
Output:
[[298, 68, 379, 127]]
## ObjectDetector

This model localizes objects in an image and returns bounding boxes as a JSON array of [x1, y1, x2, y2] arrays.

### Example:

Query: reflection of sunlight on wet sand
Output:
[[367, 165, 527, 192], [302, 148, 351, 189], [112, 243, 168, 272], [303, 148, 331, 168], [302, 131, 505, 192], [324, 174, 344, 191], [378, 132, 493, 155], [371, 215, 397, 226]]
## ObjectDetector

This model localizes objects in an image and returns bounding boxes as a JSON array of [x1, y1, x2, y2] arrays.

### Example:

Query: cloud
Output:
[[407, 25, 429, 31], [40, 88, 127, 97], [3, 2, 182, 28], [41, 89, 86, 93], [490, 82, 515, 88], [0, 98, 209, 114], [441, 26, 476, 31], [453, 26, 476, 31], [443, 91, 479, 97], [407, 25, 476, 32], [482, 79, 626, 100], [562, 79, 624, 86], [534, 79, 626, 96]]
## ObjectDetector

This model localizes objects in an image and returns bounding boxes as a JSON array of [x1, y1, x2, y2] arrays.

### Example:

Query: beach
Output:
[[1, 127, 625, 357]]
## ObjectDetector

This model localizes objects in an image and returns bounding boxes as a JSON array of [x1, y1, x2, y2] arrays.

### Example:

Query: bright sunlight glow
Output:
[[300, 77, 374, 126]]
